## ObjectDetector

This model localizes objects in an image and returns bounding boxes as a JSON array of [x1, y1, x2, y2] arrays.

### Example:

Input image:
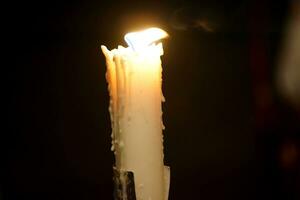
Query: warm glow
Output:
[[124, 27, 168, 51]]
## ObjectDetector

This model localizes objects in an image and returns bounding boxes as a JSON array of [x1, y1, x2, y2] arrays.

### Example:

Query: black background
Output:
[[4, 0, 300, 199]]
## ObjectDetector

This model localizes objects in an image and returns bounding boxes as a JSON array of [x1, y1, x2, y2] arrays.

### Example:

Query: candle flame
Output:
[[124, 27, 168, 51]]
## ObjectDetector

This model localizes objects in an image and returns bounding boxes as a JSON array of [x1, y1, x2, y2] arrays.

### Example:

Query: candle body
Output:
[[102, 44, 167, 200]]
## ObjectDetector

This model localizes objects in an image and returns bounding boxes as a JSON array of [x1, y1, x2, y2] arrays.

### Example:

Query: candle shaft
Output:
[[102, 44, 168, 200]]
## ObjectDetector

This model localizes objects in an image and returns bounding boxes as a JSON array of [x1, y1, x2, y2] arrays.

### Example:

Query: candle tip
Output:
[[124, 27, 168, 51], [101, 45, 108, 54]]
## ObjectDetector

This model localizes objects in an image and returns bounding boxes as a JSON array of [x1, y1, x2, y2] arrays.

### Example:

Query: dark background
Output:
[[4, 0, 300, 199]]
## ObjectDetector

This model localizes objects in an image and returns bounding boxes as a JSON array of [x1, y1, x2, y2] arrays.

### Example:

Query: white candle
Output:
[[101, 28, 170, 200]]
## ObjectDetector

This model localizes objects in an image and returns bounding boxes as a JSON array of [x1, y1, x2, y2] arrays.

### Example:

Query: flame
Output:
[[124, 27, 168, 51]]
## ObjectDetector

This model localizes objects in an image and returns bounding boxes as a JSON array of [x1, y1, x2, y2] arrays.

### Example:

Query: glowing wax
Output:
[[101, 28, 170, 200]]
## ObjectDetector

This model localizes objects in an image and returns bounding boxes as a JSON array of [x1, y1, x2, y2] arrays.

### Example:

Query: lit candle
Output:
[[101, 27, 170, 200]]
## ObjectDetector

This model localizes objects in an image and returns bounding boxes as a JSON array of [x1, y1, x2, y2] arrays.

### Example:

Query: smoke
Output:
[[169, 2, 249, 33], [170, 6, 219, 32]]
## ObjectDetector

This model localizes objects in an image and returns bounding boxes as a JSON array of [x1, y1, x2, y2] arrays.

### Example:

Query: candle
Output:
[[101, 28, 170, 200]]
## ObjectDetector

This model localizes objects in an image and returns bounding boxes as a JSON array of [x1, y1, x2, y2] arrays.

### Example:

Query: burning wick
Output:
[[124, 27, 168, 51]]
